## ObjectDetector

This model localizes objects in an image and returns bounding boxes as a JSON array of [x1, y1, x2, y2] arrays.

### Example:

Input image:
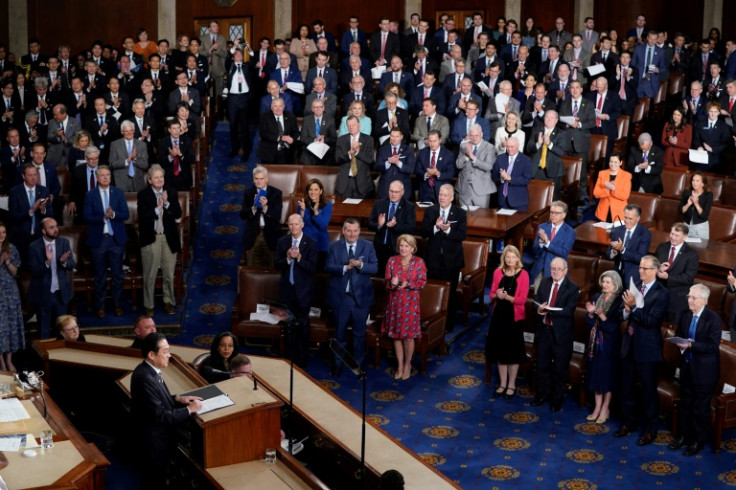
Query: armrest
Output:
[[462, 267, 486, 286]]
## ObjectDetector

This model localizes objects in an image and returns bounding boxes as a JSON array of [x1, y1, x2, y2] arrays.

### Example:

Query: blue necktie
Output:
[[684, 314, 698, 362], [289, 239, 297, 284], [346, 245, 355, 293], [426, 116, 432, 133], [624, 230, 631, 248], [315, 118, 321, 137], [28, 189, 35, 231], [384, 202, 397, 244], [127, 140, 135, 178], [104, 189, 114, 236]]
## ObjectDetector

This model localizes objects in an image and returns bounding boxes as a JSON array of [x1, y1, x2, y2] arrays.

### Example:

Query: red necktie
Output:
[[729, 97, 734, 112], [260, 52, 266, 78], [380, 33, 386, 60], [596, 95, 603, 127], [545, 282, 559, 326], [89, 170, 95, 190], [668, 246, 676, 264], [419, 34, 424, 45], [550, 226, 556, 241], [619, 74, 626, 99], [173, 138, 181, 176], [429, 151, 436, 187], [424, 88, 429, 98], [392, 146, 398, 156]]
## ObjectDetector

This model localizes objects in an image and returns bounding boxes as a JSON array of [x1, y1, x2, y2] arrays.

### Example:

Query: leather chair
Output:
[[627, 192, 659, 228], [710, 175, 729, 204], [458, 238, 490, 323], [567, 252, 598, 305], [261, 164, 300, 196], [666, 73, 685, 112], [58, 226, 93, 310], [712, 340, 736, 451], [588, 134, 608, 172], [694, 276, 728, 328], [631, 101, 647, 142], [560, 156, 582, 219], [232, 267, 284, 350], [523, 180, 555, 240], [652, 81, 668, 119], [613, 116, 630, 156], [653, 197, 681, 232], [299, 165, 339, 198], [660, 168, 689, 198], [568, 307, 591, 407], [658, 326, 681, 433], [709, 205, 736, 243], [191, 353, 210, 374]]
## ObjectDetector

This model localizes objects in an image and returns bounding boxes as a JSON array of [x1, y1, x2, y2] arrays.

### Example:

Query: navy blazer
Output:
[[586, 90, 622, 142], [654, 241, 699, 319], [374, 142, 416, 199], [305, 66, 338, 95], [14, 163, 61, 199], [420, 204, 467, 272], [693, 120, 732, 169], [409, 85, 446, 117], [275, 233, 318, 308], [325, 238, 378, 309], [447, 92, 483, 120], [491, 152, 533, 209], [83, 185, 129, 246], [608, 224, 651, 285], [240, 185, 283, 251], [529, 222, 576, 280], [623, 280, 668, 362], [368, 198, 416, 251], [378, 71, 415, 98], [535, 276, 579, 343], [28, 235, 75, 305], [631, 43, 667, 97], [373, 107, 411, 144], [8, 183, 51, 240], [269, 66, 302, 88], [340, 30, 369, 56], [415, 145, 455, 203], [259, 93, 295, 115], [449, 115, 491, 145], [676, 306, 721, 386]]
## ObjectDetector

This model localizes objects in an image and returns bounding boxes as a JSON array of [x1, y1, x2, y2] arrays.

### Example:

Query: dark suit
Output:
[[682, 95, 707, 126], [339, 68, 373, 96], [675, 306, 721, 445], [631, 43, 667, 98], [505, 60, 538, 90], [259, 93, 295, 115], [607, 224, 651, 285], [340, 30, 369, 57], [84, 111, 120, 162], [373, 107, 411, 144], [621, 280, 668, 435], [240, 185, 283, 252], [491, 152, 533, 211], [559, 96, 595, 156], [223, 60, 252, 158], [131, 361, 191, 489], [521, 96, 556, 130], [167, 87, 201, 116], [374, 142, 416, 199], [16, 163, 61, 200], [341, 91, 374, 117], [689, 52, 719, 84], [654, 242, 699, 323], [587, 90, 622, 157], [137, 185, 182, 253], [409, 85, 446, 118], [369, 31, 400, 64], [300, 114, 337, 165], [325, 238, 378, 368], [447, 92, 482, 121], [692, 120, 731, 172], [305, 66, 338, 95], [368, 197, 416, 271], [528, 222, 576, 281], [378, 71, 414, 99], [590, 51, 620, 80], [158, 135, 194, 191], [534, 276, 580, 408], [527, 126, 569, 198], [627, 146, 664, 194], [69, 164, 97, 223], [8, 183, 51, 262], [334, 132, 374, 198], [258, 111, 299, 164], [275, 233, 318, 366], [28, 235, 74, 338], [83, 185, 128, 310], [415, 145, 454, 203], [450, 115, 492, 145]]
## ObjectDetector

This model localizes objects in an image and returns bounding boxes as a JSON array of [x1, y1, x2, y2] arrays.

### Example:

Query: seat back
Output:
[[660, 168, 688, 198], [617, 115, 630, 140], [420, 280, 449, 318], [653, 197, 681, 232], [588, 134, 608, 170], [125, 193, 138, 225], [653, 81, 668, 105], [527, 180, 555, 213], [561, 156, 582, 187], [716, 341, 736, 408], [261, 164, 300, 196], [710, 175, 728, 204], [57, 166, 71, 195], [191, 353, 210, 374], [708, 205, 736, 242], [58, 226, 87, 271], [461, 238, 490, 275], [627, 192, 659, 228], [236, 267, 281, 316], [299, 166, 340, 198], [567, 252, 598, 302], [694, 276, 728, 327], [668, 73, 684, 96]]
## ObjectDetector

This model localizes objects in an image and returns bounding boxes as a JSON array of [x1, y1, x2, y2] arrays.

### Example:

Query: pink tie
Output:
[[596, 95, 603, 127], [419, 34, 424, 45], [380, 33, 387, 60]]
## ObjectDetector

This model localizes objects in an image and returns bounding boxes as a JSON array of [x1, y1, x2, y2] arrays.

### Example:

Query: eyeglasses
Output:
[[549, 211, 564, 215], [549, 267, 566, 272], [638, 266, 656, 270], [63, 326, 79, 332], [686, 295, 704, 300]]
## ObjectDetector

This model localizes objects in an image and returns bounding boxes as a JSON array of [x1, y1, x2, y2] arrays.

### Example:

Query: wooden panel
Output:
[[293, 1, 403, 43], [0, 0, 8, 47], [593, 0, 704, 41], [521, 0, 574, 38], [422, 1, 505, 31], [178, 0, 273, 49], [27, 0, 157, 56]]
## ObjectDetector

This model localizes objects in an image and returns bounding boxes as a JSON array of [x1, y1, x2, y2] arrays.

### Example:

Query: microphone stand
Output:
[[267, 300, 298, 457], [329, 338, 366, 486]]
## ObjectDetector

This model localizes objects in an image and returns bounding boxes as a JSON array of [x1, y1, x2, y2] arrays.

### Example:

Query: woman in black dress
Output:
[[584, 270, 623, 423], [485, 245, 529, 399], [201, 331, 239, 383]]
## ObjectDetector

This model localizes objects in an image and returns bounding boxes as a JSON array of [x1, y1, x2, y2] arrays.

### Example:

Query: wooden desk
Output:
[[206, 458, 322, 490], [84, 334, 205, 363], [330, 198, 533, 250], [574, 221, 736, 277], [0, 374, 109, 489]]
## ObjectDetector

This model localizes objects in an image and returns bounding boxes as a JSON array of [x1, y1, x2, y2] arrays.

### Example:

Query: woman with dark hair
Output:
[[376, 83, 408, 110], [134, 28, 158, 64], [661, 107, 692, 168], [709, 28, 725, 58], [290, 24, 317, 82], [594, 152, 631, 222], [175, 101, 200, 138], [520, 17, 539, 48], [201, 331, 240, 383], [516, 73, 537, 105], [679, 172, 713, 239], [492, 17, 507, 43], [298, 178, 333, 268], [0, 222, 23, 371]]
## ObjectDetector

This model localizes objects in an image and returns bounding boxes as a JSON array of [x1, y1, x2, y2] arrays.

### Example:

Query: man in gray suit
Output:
[[455, 124, 497, 207], [412, 98, 450, 146], [563, 34, 592, 87], [47, 104, 81, 167], [109, 120, 149, 192], [201, 20, 228, 98], [300, 97, 337, 165], [303, 77, 337, 121], [484, 81, 521, 138], [527, 110, 570, 200], [335, 116, 374, 198], [580, 17, 599, 52]]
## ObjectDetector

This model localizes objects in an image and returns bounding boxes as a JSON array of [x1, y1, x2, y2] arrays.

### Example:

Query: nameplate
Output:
[[572, 342, 585, 354], [523, 332, 535, 343]]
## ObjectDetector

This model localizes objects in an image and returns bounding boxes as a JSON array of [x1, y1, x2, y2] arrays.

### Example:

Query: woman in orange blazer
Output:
[[594, 152, 632, 222]]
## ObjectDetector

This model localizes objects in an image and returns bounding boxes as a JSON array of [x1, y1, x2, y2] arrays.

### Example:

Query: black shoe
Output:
[[504, 387, 516, 400], [683, 442, 704, 456], [613, 425, 634, 438], [330, 366, 342, 378], [550, 402, 562, 412], [493, 386, 506, 398], [531, 396, 548, 407], [668, 435, 686, 450], [228, 151, 238, 158], [636, 432, 656, 446]]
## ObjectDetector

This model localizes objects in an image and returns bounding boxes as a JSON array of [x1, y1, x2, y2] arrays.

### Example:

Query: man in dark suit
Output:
[[607, 204, 652, 285], [83, 165, 129, 317], [404, 21, 438, 68], [528, 202, 576, 288], [616, 255, 669, 445], [378, 56, 415, 99], [28, 218, 74, 338], [167, 71, 201, 117], [369, 17, 400, 67], [67, 146, 100, 224], [689, 39, 720, 84], [257, 97, 299, 164], [240, 166, 283, 268], [654, 222, 699, 323], [631, 31, 667, 98], [224, 47, 252, 161], [724, 39, 736, 80], [369, 180, 416, 272], [131, 99, 158, 160], [526, 110, 569, 199], [450, 99, 491, 144], [138, 165, 182, 317], [276, 214, 318, 367], [311, 20, 336, 53], [505, 46, 538, 92], [409, 71, 446, 118], [340, 16, 369, 58], [415, 130, 454, 203], [9, 164, 52, 265], [335, 116, 374, 199], [668, 284, 721, 456], [532, 257, 579, 411], [325, 218, 378, 376], [559, 81, 595, 200], [84, 97, 119, 163], [0, 128, 26, 195], [340, 58, 373, 100], [521, 83, 556, 131], [612, 52, 640, 116], [682, 81, 707, 126], [447, 78, 482, 122], [303, 78, 337, 121], [693, 103, 732, 173], [492, 137, 532, 211], [421, 184, 466, 330], [131, 332, 202, 490], [374, 93, 411, 145], [158, 120, 194, 192], [305, 51, 338, 95], [21, 38, 48, 76], [588, 76, 622, 157], [375, 127, 415, 199], [627, 133, 664, 194], [590, 37, 619, 80], [23, 143, 61, 203], [300, 98, 337, 165], [47, 104, 82, 167]]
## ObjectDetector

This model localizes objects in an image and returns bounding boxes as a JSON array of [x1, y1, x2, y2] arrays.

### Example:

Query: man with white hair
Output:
[[626, 132, 663, 194], [109, 120, 149, 192], [455, 124, 496, 207]]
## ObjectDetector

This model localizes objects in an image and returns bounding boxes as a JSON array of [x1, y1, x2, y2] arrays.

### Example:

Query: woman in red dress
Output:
[[383, 234, 427, 380], [661, 107, 692, 168]]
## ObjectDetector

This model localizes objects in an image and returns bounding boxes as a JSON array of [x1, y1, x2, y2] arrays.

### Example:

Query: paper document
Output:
[[573, 342, 586, 354], [532, 300, 562, 311], [285, 82, 304, 94], [0, 196, 7, 211], [416, 202, 434, 208], [0, 398, 31, 422], [685, 237, 702, 243], [307, 141, 330, 159], [627, 278, 645, 308], [495, 93, 510, 113], [379, 135, 390, 145], [496, 208, 517, 215], [592, 220, 625, 229], [586, 64, 606, 76], [476, 81, 493, 97], [371, 65, 386, 80], [560, 116, 576, 125], [197, 394, 235, 415], [0, 435, 23, 452], [342, 198, 363, 204], [416, 138, 426, 150], [688, 149, 709, 164], [461, 205, 480, 211], [249, 312, 281, 325], [666, 336, 691, 345]]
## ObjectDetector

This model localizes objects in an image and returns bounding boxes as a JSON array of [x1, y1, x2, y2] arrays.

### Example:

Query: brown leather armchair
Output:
[[458, 238, 490, 323], [523, 180, 555, 240], [299, 166, 339, 199], [627, 192, 659, 228], [658, 326, 681, 433], [261, 164, 300, 196], [613, 115, 629, 156], [560, 156, 582, 219], [660, 168, 689, 198], [712, 340, 736, 451], [232, 267, 284, 350]]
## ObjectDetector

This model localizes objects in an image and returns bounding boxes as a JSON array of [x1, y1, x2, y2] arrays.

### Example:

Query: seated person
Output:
[[338, 100, 372, 137], [201, 331, 240, 383], [130, 315, 157, 349], [229, 355, 253, 377], [376, 83, 409, 111], [693, 101, 731, 174], [55, 314, 86, 342]]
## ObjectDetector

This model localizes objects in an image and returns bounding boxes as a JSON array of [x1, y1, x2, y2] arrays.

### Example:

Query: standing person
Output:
[[486, 245, 529, 399], [627, 133, 664, 194], [631, 31, 666, 98], [532, 257, 579, 412], [654, 223, 699, 324], [368, 180, 416, 273], [290, 25, 318, 82], [109, 120, 149, 193], [455, 124, 497, 207], [28, 218, 74, 339], [616, 255, 669, 446], [138, 165, 182, 316], [334, 116, 374, 199], [8, 164, 51, 266], [668, 284, 721, 456], [679, 172, 712, 239], [607, 204, 651, 285], [201, 21, 228, 100], [491, 137, 532, 211], [0, 222, 23, 371], [415, 129, 454, 203], [527, 110, 569, 200], [224, 44, 251, 161], [275, 214, 317, 367], [528, 201, 576, 289], [383, 234, 427, 380], [584, 271, 624, 424], [131, 332, 202, 490], [325, 218, 378, 376], [661, 107, 692, 168], [240, 166, 282, 268], [593, 153, 632, 223], [297, 178, 332, 268]]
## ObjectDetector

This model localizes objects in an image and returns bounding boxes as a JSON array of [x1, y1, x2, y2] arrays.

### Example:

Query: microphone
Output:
[[207, 368, 233, 378], [455, 190, 473, 216]]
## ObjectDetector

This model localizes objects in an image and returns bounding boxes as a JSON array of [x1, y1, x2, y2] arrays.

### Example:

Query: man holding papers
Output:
[[668, 284, 720, 456], [693, 101, 731, 173]]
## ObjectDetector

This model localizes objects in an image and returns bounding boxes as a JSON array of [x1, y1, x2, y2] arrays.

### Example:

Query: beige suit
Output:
[[201, 32, 228, 95], [411, 113, 450, 146]]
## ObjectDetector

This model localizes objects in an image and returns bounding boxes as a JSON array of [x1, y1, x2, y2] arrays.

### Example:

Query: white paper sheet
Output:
[[532, 300, 562, 311], [342, 198, 363, 204], [371, 65, 386, 80], [627, 277, 645, 308], [197, 394, 235, 415], [285, 82, 304, 94], [688, 149, 709, 164], [685, 237, 702, 243], [0, 435, 22, 452], [665, 336, 691, 344], [0, 398, 31, 422], [416, 202, 434, 208], [560, 116, 576, 125], [496, 208, 517, 215], [307, 141, 330, 159], [495, 93, 510, 113], [249, 312, 281, 325], [0, 196, 7, 211], [586, 63, 606, 76]]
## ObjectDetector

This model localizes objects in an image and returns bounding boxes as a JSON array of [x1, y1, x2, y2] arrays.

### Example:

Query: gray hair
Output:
[[147, 164, 165, 179], [120, 120, 135, 131], [34, 77, 48, 89], [25, 110, 39, 122], [253, 165, 268, 178], [85, 145, 101, 157], [690, 283, 711, 300], [638, 132, 652, 144], [599, 270, 623, 293]]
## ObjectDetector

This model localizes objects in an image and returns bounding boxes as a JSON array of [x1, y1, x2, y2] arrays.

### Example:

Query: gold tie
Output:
[[350, 138, 359, 176], [540, 131, 549, 169]]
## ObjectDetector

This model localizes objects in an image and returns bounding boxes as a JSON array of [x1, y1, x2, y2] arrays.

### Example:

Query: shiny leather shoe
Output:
[[531, 396, 548, 407], [613, 425, 634, 438], [636, 432, 656, 446], [668, 435, 686, 450], [683, 442, 704, 456], [96, 309, 106, 318], [493, 386, 507, 398], [114, 305, 124, 316], [503, 387, 516, 400]]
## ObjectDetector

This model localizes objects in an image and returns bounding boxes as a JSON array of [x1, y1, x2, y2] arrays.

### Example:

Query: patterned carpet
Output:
[[172, 122, 736, 488]]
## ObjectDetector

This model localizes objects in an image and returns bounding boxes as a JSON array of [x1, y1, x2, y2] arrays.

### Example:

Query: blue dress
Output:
[[585, 293, 622, 393], [300, 201, 333, 252], [0, 244, 25, 352]]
